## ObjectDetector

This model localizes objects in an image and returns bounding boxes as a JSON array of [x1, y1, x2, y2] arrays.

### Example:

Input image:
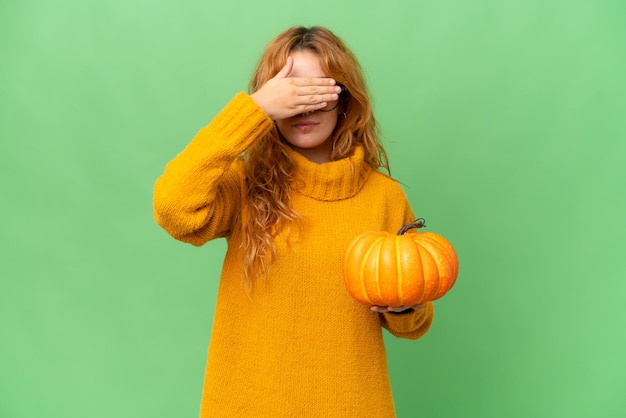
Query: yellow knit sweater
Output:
[[154, 93, 434, 417]]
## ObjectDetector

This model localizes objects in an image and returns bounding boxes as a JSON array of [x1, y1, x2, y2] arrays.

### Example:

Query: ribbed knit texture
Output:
[[154, 93, 434, 417]]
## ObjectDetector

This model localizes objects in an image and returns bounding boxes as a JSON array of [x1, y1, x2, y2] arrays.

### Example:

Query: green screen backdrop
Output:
[[2, 1, 625, 417]]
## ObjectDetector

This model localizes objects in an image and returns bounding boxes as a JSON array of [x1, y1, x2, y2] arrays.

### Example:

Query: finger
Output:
[[295, 98, 335, 115], [295, 85, 342, 101], [289, 92, 338, 109], [293, 77, 337, 87], [307, 92, 339, 103], [304, 86, 342, 97], [274, 56, 293, 79]]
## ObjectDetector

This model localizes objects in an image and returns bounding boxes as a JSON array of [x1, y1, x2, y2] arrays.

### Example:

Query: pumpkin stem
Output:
[[397, 218, 426, 235]]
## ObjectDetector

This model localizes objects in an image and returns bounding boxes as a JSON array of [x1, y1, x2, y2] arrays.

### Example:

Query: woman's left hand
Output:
[[370, 304, 425, 313]]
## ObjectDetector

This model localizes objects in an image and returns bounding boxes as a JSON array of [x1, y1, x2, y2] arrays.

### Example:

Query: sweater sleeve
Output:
[[379, 302, 434, 340], [153, 93, 273, 245], [373, 183, 435, 340]]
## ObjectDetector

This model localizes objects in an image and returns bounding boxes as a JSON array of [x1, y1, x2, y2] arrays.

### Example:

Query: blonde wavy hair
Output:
[[242, 26, 389, 290]]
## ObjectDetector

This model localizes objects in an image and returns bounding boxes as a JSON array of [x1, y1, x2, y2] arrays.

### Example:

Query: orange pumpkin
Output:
[[342, 219, 459, 307]]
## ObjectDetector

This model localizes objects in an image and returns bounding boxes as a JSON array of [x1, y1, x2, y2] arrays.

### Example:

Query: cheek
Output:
[[274, 120, 289, 137], [323, 115, 339, 133]]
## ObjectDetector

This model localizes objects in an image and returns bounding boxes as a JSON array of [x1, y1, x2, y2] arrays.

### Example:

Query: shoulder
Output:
[[361, 169, 416, 230], [366, 169, 409, 200]]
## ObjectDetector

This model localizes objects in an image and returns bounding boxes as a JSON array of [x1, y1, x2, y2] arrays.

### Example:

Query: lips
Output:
[[293, 119, 318, 132]]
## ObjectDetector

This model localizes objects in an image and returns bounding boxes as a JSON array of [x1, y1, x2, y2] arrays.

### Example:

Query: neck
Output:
[[289, 143, 332, 164], [288, 146, 372, 201]]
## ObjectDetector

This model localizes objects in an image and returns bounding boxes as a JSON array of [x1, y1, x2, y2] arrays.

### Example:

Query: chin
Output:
[[283, 132, 326, 148], [290, 139, 325, 149]]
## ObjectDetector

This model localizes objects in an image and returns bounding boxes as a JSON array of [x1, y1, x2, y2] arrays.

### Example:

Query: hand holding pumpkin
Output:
[[370, 304, 425, 313], [342, 219, 459, 308]]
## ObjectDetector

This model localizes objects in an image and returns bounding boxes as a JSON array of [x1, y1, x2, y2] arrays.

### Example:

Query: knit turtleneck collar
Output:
[[288, 146, 372, 201]]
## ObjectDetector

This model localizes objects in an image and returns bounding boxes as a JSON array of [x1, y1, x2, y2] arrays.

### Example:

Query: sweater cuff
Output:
[[381, 302, 434, 339], [202, 92, 273, 155]]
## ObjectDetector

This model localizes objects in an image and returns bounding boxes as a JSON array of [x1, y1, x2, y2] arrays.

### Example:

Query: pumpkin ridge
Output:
[[424, 233, 459, 278], [373, 238, 385, 305], [413, 245, 426, 304], [395, 237, 404, 306], [419, 245, 438, 302], [417, 234, 458, 300], [430, 244, 444, 299], [419, 239, 443, 299], [358, 237, 382, 305]]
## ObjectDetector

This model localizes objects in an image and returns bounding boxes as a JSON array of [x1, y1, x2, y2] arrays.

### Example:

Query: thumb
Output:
[[274, 56, 293, 79]]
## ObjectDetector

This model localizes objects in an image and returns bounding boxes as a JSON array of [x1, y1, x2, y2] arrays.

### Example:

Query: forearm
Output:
[[153, 93, 272, 243], [380, 302, 434, 340]]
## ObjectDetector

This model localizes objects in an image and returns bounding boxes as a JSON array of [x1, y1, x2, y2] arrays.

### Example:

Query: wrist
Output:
[[386, 308, 415, 315]]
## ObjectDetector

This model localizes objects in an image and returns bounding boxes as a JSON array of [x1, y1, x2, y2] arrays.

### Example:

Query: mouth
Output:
[[293, 119, 318, 133]]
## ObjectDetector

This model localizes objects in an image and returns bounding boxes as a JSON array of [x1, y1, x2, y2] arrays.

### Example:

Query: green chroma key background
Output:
[[1, 0, 625, 417]]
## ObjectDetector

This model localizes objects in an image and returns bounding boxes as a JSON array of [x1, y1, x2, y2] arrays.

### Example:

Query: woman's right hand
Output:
[[250, 57, 342, 120]]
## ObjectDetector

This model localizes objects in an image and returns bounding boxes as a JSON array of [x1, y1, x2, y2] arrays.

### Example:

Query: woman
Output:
[[154, 25, 434, 417]]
